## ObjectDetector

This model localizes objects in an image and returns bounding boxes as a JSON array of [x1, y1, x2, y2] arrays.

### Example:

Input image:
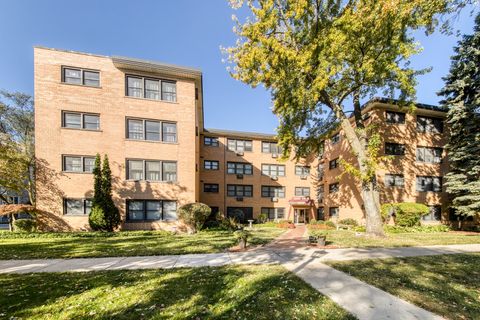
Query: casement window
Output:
[[295, 187, 310, 197], [317, 185, 325, 202], [127, 200, 177, 221], [386, 111, 406, 124], [261, 142, 282, 154], [203, 183, 219, 193], [62, 112, 100, 130], [126, 118, 177, 142], [417, 116, 444, 133], [126, 75, 177, 102], [295, 166, 310, 176], [204, 160, 219, 170], [416, 147, 442, 163], [329, 158, 339, 170], [261, 186, 285, 198], [62, 67, 100, 87], [261, 164, 286, 177], [227, 185, 253, 197], [423, 206, 442, 221], [329, 183, 340, 193], [63, 198, 92, 215], [385, 174, 405, 188], [126, 160, 177, 182], [331, 133, 340, 145], [329, 207, 339, 218], [416, 176, 442, 192], [63, 155, 95, 173], [227, 139, 253, 152], [227, 162, 253, 175], [385, 142, 406, 156], [261, 207, 285, 220], [204, 136, 219, 147]]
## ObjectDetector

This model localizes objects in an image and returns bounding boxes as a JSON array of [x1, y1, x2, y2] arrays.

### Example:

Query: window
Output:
[[126, 76, 177, 102], [386, 111, 406, 124], [417, 116, 444, 133], [64, 198, 92, 215], [227, 162, 253, 175], [423, 206, 441, 221], [227, 185, 253, 197], [62, 67, 100, 87], [329, 183, 339, 193], [385, 143, 405, 156], [204, 160, 219, 170], [331, 133, 340, 145], [227, 207, 253, 223], [317, 185, 325, 202], [295, 166, 310, 176], [261, 207, 285, 220], [227, 139, 253, 152], [416, 147, 442, 163], [416, 176, 442, 192], [126, 159, 177, 182], [262, 142, 282, 154], [126, 118, 177, 142], [204, 183, 219, 193], [261, 186, 285, 198], [317, 207, 325, 220], [385, 174, 404, 188], [329, 158, 339, 170], [318, 164, 325, 179], [62, 112, 100, 130], [63, 155, 95, 173], [204, 136, 219, 147], [295, 187, 310, 197], [329, 207, 339, 218], [261, 164, 286, 177], [126, 200, 177, 221]]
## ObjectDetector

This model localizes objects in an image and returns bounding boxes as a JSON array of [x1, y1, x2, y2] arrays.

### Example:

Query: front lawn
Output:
[[324, 230, 480, 248], [0, 227, 284, 259], [0, 265, 354, 320], [327, 254, 480, 320]]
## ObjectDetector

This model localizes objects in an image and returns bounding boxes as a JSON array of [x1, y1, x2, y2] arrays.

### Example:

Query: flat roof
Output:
[[204, 128, 276, 140]]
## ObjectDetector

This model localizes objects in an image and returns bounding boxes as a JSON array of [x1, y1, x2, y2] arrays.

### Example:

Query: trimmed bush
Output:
[[381, 203, 430, 227], [338, 218, 358, 226], [13, 219, 37, 233], [257, 213, 268, 224], [177, 203, 212, 233], [325, 221, 336, 228]]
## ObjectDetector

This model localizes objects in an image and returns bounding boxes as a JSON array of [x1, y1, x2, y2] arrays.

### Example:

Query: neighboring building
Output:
[[34, 47, 463, 230]]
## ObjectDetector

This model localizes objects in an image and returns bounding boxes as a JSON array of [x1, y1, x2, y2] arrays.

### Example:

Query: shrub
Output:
[[13, 219, 37, 233], [277, 220, 295, 228], [257, 213, 268, 224], [384, 224, 451, 233], [307, 223, 334, 230], [177, 203, 212, 233], [325, 221, 336, 228], [353, 225, 366, 232], [338, 218, 358, 226], [309, 229, 330, 238], [381, 203, 430, 227]]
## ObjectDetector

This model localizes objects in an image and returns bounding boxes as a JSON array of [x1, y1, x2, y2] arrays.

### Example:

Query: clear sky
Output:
[[0, 0, 477, 134]]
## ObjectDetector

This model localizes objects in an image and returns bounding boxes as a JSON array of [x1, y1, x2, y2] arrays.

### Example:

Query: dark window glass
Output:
[[64, 198, 91, 215], [261, 207, 285, 220], [227, 185, 253, 197], [127, 200, 177, 221], [385, 143, 406, 156], [385, 174, 404, 188], [329, 183, 339, 193], [204, 183, 219, 193], [417, 116, 444, 133], [331, 133, 340, 145], [83, 71, 100, 86], [416, 176, 442, 192], [204, 160, 219, 170], [386, 111, 406, 124], [227, 162, 253, 175], [261, 186, 285, 198], [329, 158, 339, 170], [423, 206, 442, 221], [204, 137, 219, 146], [416, 147, 442, 163], [329, 207, 339, 217]]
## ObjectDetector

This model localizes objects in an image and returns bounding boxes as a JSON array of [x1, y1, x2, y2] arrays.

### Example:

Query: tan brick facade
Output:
[[34, 47, 456, 230]]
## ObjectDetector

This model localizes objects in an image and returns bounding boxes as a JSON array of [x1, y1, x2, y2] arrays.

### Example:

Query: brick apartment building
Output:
[[34, 47, 461, 231]]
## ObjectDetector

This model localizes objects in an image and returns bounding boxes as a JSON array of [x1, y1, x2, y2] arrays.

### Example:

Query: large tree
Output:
[[439, 13, 480, 220], [225, 0, 465, 236]]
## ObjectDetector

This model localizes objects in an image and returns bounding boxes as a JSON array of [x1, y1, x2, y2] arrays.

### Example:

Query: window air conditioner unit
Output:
[[236, 151, 244, 156], [301, 175, 308, 180], [236, 174, 244, 179], [236, 197, 244, 202], [271, 153, 278, 158], [271, 197, 278, 202], [271, 176, 278, 181]]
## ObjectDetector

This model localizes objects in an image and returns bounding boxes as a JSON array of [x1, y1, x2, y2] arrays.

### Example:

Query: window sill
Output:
[[125, 139, 178, 145], [61, 127, 102, 132], [63, 171, 93, 174], [124, 96, 178, 104], [60, 82, 102, 89]]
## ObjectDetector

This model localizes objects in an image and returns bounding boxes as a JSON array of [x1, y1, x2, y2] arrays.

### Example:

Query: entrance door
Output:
[[295, 209, 306, 224]]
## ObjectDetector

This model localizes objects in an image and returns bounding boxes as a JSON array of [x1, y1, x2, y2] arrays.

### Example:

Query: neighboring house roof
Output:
[[204, 128, 277, 140]]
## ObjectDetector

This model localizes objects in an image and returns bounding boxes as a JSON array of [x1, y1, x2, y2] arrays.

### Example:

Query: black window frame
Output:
[[227, 162, 253, 175], [385, 174, 405, 188], [62, 111, 100, 130], [261, 207, 285, 220], [261, 185, 286, 198], [227, 184, 253, 197], [329, 207, 339, 218], [416, 116, 444, 134], [385, 142, 406, 156], [126, 199, 177, 221], [329, 183, 340, 193], [416, 146, 443, 164], [422, 205, 442, 221], [62, 66, 100, 87], [125, 75, 177, 102], [126, 117, 177, 143], [416, 176, 442, 192], [331, 133, 340, 145], [204, 136, 219, 147], [62, 155, 96, 173], [386, 111, 406, 124], [329, 158, 339, 170], [204, 160, 219, 170], [203, 183, 219, 193], [63, 198, 92, 216], [126, 159, 177, 182]]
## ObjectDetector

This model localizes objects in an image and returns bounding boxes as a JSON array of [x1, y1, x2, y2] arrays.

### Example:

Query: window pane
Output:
[[83, 114, 100, 130], [163, 201, 177, 220], [128, 201, 144, 220], [162, 82, 177, 102], [244, 164, 252, 175], [64, 113, 81, 128], [145, 121, 161, 141], [84, 199, 92, 215], [227, 139, 236, 151], [244, 141, 252, 151], [145, 161, 161, 181], [163, 162, 177, 181], [83, 71, 100, 86], [64, 68, 81, 84], [262, 142, 270, 153], [84, 157, 95, 173], [128, 119, 144, 140], [65, 199, 83, 215], [162, 123, 177, 142], [146, 201, 162, 220], [128, 160, 144, 180], [64, 156, 82, 172], [127, 77, 143, 98], [145, 79, 160, 100]]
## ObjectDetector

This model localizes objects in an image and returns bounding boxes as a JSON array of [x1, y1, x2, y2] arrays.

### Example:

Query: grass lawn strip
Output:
[[0, 264, 355, 320], [327, 253, 480, 320]]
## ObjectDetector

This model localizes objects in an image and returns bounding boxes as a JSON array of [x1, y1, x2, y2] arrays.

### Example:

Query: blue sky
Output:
[[0, 0, 477, 134]]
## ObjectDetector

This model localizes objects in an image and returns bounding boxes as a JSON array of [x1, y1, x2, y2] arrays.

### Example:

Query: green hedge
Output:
[[381, 203, 430, 227], [13, 219, 37, 233]]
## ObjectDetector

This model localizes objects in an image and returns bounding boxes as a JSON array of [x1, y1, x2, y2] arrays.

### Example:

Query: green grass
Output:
[[0, 265, 354, 320], [0, 227, 284, 259], [325, 230, 480, 248], [327, 254, 480, 320]]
